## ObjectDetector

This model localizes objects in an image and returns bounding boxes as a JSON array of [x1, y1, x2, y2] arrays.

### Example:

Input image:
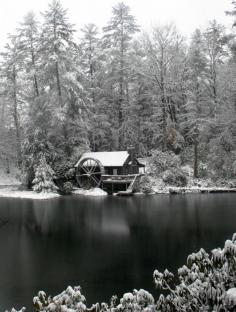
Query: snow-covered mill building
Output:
[[75, 146, 145, 194]]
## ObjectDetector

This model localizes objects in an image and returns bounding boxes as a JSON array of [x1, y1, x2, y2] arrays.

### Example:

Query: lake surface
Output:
[[0, 194, 235, 310]]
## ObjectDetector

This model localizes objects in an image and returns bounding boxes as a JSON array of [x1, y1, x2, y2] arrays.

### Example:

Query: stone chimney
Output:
[[128, 145, 135, 165]]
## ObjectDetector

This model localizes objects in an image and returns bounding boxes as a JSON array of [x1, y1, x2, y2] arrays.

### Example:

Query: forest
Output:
[[0, 0, 236, 188]]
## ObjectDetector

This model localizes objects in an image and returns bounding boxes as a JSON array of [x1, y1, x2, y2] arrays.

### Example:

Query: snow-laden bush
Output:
[[115, 289, 155, 312], [32, 155, 58, 193], [61, 181, 74, 195], [197, 162, 208, 178], [32, 287, 155, 312], [8, 235, 236, 312], [162, 169, 187, 187], [139, 175, 153, 194], [208, 129, 236, 179], [208, 147, 236, 179], [149, 150, 181, 177], [154, 233, 236, 312], [33, 286, 87, 312]]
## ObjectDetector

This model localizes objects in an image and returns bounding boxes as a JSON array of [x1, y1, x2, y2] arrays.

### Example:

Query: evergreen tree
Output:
[[203, 20, 229, 117], [0, 35, 23, 168], [183, 29, 209, 177], [17, 11, 40, 97], [103, 2, 140, 148], [79, 23, 111, 151], [32, 154, 57, 192], [41, 0, 76, 107]]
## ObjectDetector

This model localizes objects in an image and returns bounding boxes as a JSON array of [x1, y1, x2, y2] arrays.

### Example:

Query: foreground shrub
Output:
[[154, 233, 236, 312], [33, 286, 87, 311], [8, 234, 236, 312], [162, 169, 187, 187], [31, 287, 154, 312]]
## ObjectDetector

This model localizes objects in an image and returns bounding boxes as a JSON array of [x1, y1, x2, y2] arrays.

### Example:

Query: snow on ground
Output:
[[73, 187, 108, 196], [148, 164, 236, 194], [0, 186, 60, 200]]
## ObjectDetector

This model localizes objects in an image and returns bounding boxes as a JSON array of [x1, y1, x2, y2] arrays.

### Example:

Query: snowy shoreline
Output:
[[0, 186, 60, 200], [0, 185, 235, 200], [155, 187, 236, 194]]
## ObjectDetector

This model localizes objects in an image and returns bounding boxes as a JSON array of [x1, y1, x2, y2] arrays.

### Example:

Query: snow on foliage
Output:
[[32, 155, 58, 193], [30, 287, 154, 312], [148, 150, 181, 176], [7, 234, 236, 311], [154, 233, 236, 311], [32, 286, 87, 311]]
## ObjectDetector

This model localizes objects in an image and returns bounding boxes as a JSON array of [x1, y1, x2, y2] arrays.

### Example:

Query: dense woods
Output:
[[0, 0, 236, 186]]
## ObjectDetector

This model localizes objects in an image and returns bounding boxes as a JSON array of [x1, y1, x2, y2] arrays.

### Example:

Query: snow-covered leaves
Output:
[[154, 233, 236, 311], [32, 155, 57, 193], [31, 287, 154, 312], [32, 286, 86, 312], [6, 235, 236, 312]]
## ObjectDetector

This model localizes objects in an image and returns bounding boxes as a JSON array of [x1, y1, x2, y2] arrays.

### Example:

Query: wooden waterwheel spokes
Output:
[[76, 158, 104, 189]]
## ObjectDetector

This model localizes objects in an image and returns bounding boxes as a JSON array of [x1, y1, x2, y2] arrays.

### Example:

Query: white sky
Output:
[[0, 0, 234, 46]]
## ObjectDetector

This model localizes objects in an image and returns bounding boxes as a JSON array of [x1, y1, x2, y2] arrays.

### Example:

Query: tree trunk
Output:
[[159, 46, 168, 151], [0, 100, 5, 128], [53, 22, 62, 106], [160, 61, 167, 151], [118, 18, 124, 149], [88, 37, 96, 105], [5, 157, 10, 174], [162, 104, 167, 151], [30, 45, 39, 97], [12, 66, 22, 168], [211, 58, 217, 118], [193, 139, 198, 178], [55, 61, 62, 106]]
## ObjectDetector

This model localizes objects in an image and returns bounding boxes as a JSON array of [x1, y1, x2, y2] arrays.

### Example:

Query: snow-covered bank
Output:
[[168, 187, 236, 194], [73, 187, 108, 196], [0, 186, 60, 200], [146, 173, 236, 194]]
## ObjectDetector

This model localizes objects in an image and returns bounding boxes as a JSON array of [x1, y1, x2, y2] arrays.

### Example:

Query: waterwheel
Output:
[[76, 158, 104, 189]]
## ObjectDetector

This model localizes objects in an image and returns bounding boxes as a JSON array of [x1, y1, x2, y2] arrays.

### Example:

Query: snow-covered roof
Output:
[[75, 151, 130, 167]]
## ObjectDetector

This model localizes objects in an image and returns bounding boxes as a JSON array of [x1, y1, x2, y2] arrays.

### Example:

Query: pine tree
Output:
[[103, 2, 140, 148], [203, 20, 229, 117], [183, 29, 209, 177], [32, 154, 57, 192], [17, 11, 40, 97], [0, 35, 23, 168], [41, 0, 76, 107]]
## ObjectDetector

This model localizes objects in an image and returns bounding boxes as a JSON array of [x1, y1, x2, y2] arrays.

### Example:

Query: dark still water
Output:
[[0, 194, 235, 310]]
